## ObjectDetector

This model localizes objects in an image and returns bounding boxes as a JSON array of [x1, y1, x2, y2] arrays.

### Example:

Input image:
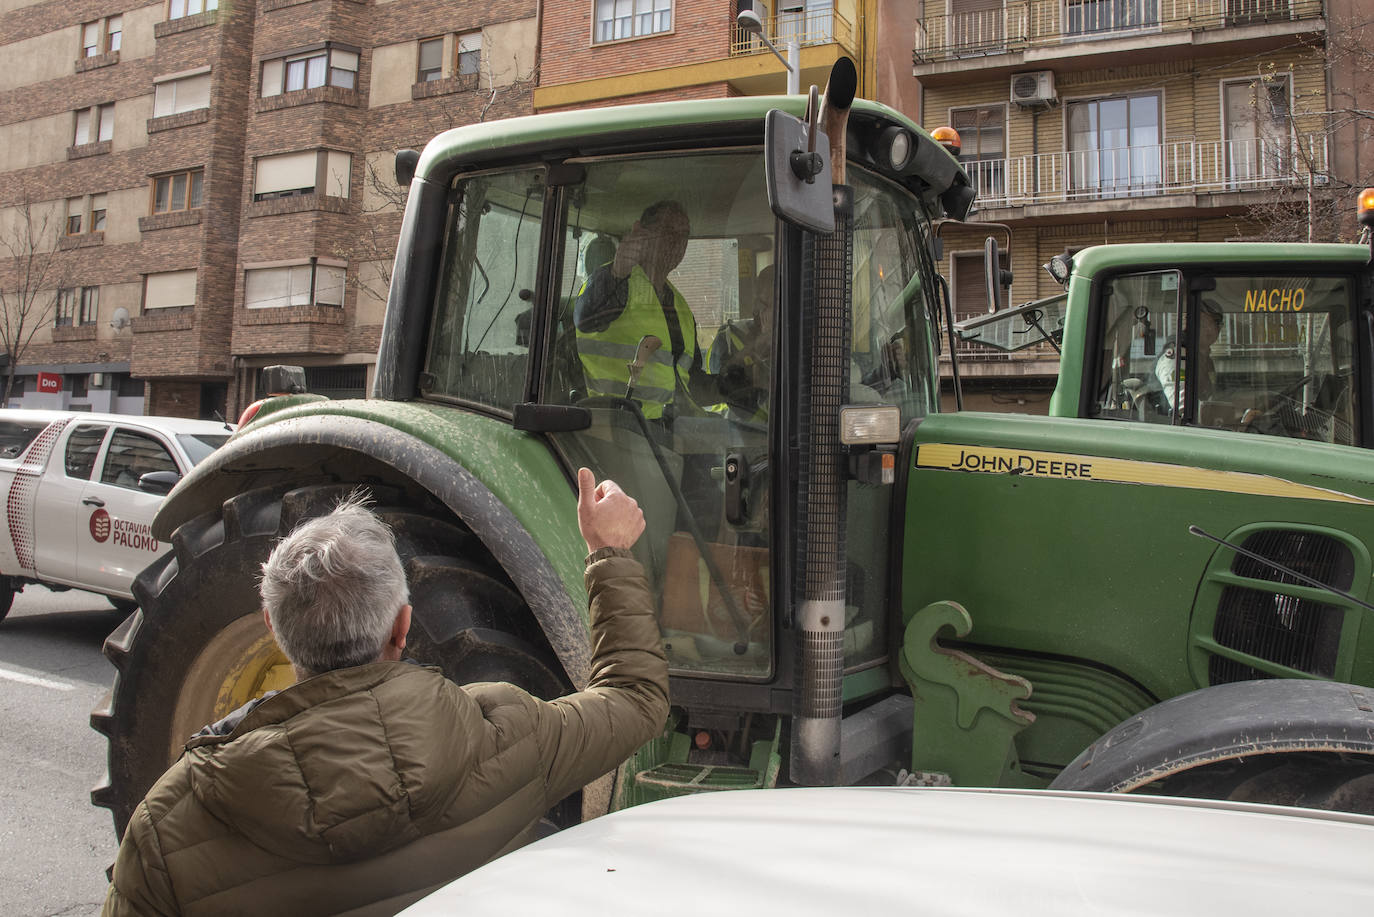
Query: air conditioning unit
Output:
[[1010, 71, 1056, 107], [90, 372, 105, 388]]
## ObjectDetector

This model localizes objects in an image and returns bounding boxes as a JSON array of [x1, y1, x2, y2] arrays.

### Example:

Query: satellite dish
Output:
[[109, 307, 130, 331]]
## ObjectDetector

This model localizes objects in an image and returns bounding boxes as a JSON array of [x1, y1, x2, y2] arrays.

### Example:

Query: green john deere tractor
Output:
[[94, 63, 1374, 837]]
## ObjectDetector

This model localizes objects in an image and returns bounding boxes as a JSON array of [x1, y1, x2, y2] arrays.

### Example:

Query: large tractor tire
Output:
[[1140, 752, 1374, 812], [91, 482, 569, 837], [1050, 679, 1374, 814]]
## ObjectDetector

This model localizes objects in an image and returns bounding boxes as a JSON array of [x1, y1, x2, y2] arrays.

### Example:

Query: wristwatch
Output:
[[584, 546, 634, 566]]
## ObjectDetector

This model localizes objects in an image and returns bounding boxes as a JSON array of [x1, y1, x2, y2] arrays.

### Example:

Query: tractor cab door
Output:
[[542, 151, 779, 681]]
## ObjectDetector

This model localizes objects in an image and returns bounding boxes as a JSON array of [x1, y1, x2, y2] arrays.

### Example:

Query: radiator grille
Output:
[[1209, 530, 1352, 683]]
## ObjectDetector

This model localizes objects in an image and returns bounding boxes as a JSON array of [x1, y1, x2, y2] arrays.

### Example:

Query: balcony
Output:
[[914, 0, 1323, 78], [962, 134, 1328, 212], [730, 8, 857, 59]]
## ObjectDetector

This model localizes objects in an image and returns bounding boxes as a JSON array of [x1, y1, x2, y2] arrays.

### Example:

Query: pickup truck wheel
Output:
[[91, 483, 569, 837]]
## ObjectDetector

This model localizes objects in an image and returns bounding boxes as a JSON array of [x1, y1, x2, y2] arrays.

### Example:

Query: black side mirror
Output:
[[395, 149, 421, 188], [984, 236, 1013, 312], [138, 470, 180, 496]]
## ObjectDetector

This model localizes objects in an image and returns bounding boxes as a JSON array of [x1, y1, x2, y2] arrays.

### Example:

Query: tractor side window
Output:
[[1092, 270, 1182, 424], [64, 424, 108, 479], [425, 168, 544, 412], [1197, 276, 1357, 444]]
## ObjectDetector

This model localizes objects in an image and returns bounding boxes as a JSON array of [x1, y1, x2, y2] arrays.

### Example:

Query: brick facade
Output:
[[2, 0, 538, 418]]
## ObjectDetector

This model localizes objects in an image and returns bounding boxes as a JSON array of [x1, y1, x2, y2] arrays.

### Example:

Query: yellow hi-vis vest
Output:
[[577, 266, 697, 420]]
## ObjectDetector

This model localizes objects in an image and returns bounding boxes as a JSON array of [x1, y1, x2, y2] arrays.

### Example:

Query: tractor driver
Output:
[[575, 200, 708, 421]]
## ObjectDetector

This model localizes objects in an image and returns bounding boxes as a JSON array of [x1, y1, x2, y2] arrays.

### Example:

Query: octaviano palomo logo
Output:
[[89, 508, 111, 543]]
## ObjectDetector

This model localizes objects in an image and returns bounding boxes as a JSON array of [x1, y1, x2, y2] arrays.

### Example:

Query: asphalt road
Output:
[[0, 587, 123, 917]]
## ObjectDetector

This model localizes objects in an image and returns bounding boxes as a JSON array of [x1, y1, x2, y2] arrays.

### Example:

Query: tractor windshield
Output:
[[424, 149, 939, 680], [1093, 270, 1359, 444]]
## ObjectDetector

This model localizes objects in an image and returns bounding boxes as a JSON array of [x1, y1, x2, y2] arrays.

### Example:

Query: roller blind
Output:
[[256, 151, 317, 196], [325, 151, 351, 197], [145, 270, 197, 309], [154, 73, 211, 118]]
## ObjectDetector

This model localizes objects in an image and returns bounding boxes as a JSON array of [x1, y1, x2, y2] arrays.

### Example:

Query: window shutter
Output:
[[255, 151, 318, 196], [245, 267, 290, 308], [261, 58, 283, 97], [145, 270, 198, 309], [326, 152, 351, 197]]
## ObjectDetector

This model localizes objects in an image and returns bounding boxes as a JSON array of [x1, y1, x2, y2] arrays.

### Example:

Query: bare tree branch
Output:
[[0, 200, 71, 403]]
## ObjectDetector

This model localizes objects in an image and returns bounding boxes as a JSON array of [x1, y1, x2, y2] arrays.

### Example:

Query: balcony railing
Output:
[[962, 134, 1328, 208], [730, 8, 856, 58], [914, 0, 1322, 63]]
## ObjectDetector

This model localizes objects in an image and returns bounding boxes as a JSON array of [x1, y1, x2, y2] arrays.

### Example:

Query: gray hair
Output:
[[260, 494, 410, 677]]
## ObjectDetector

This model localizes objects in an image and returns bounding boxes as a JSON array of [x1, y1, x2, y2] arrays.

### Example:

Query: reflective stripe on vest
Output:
[[577, 267, 695, 420]]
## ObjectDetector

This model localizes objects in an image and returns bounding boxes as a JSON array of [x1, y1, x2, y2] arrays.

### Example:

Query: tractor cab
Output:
[[416, 117, 957, 694]]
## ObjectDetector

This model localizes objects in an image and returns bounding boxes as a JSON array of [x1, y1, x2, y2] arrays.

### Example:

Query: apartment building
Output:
[[0, 0, 536, 418], [537, 0, 918, 114], [913, 0, 1341, 409]]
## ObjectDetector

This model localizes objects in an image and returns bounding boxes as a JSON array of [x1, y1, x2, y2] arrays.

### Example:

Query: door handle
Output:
[[82, 497, 105, 507], [723, 451, 749, 526]]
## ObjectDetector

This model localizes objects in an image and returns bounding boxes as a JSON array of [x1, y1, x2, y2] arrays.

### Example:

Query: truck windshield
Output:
[[177, 433, 231, 466], [1093, 271, 1358, 445]]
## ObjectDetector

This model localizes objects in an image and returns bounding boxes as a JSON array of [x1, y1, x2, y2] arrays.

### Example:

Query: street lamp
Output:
[[736, 9, 799, 96]]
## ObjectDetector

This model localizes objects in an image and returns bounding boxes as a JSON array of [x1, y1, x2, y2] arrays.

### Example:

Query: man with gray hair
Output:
[[103, 468, 668, 916]]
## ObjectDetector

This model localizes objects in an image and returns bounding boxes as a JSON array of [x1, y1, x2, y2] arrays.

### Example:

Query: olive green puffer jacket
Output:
[[103, 554, 668, 917]]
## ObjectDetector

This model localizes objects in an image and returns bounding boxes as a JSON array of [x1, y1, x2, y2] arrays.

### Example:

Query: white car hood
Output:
[[401, 786, 1374, 916]]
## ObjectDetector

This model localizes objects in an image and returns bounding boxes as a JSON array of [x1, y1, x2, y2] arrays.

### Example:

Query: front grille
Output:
[[1209, 529, 1352, 684], [1231, 529, 1354, 591], [1211, 586, 1343, 681]]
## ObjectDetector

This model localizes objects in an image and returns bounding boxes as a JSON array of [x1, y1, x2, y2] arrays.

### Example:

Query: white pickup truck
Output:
[[0, 410, 232, 621]]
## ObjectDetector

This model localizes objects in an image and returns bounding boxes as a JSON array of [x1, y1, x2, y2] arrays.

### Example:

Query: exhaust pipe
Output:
[[790, 57, 857, 786]]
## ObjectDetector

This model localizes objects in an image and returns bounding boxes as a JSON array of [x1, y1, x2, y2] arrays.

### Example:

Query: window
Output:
[[418, 38, 443, 81], [253, 150, 350, 201], [82, 21, 100, 56], [778, 0, 833, 46], [245, 262, 346, 308], [84, 15, 122, 55], [80, 286, 99, 325], [90, 193, 107, 232], [260, 45, 359, 97], [951, 105, 1005, 201], [1224, 76, 1291, 187], [1066, 0, 1158, 34], [949, 0, 1005, 50], [153, 72, 211, 117], [1067, 92, 1161, 198], [168, 0, 217, 20], [143, 270, 198, 309], [66, 198, 84, 235], [73, 103, 115, 145], [98, 103, 114, 141], [594, 0, 672, 42], [64, 424, 108, 479], [55, 286, 99, 326], [457, 32, 482, 76], [115, 373, 145, 397], [56, 288, 76, 326], [70, 375, 89, 398], [101, 430, 178, 490], [151, 169, 204, 213]]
